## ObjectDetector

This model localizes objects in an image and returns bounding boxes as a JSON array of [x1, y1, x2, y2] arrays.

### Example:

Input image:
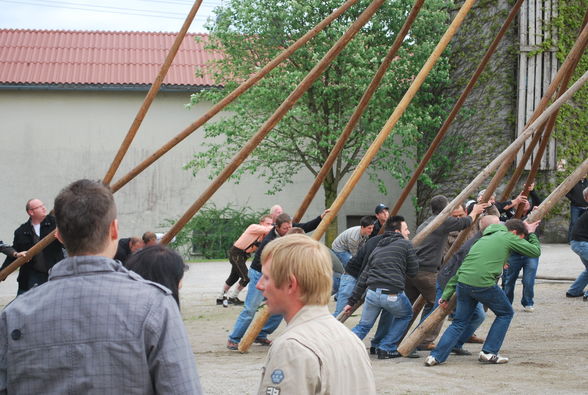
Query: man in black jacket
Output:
[[5, 199, 64, 294], [344, 215, 419, 359]]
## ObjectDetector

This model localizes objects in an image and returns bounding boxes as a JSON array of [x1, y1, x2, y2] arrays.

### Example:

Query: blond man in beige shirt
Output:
[[256, 234, 376, 395]]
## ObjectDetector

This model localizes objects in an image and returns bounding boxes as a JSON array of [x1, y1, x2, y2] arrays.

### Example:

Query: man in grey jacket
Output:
[[0, 179, 202, 394]]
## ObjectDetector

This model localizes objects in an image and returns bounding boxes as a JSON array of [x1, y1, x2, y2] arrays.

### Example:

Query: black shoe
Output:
[[216, 298, 224, 305], [566, 292, 583, 298], [583, 295, 588, 301], [228, 297, 244, 305], [377, 349, 402, 359], [370, 347, 376, 355], [452, 347, 472, 356], [406, 350, 420, 358]]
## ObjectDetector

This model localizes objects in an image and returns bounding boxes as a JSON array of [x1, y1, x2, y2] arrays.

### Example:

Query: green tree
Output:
[[187, 0, 454, 241]]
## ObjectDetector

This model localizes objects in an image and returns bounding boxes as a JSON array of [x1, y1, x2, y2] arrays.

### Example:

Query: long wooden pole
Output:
[[160, 0, 385, 246], [500, 20, 588, 200], [408, 69, 588, 248], [0, 0, 361, 282], [398, 157, 588, 356], [513, 25, 588, 218], [109, 0, 361, 194], [292, 0, 426, 223], [232, 0, 386, 352], [311, 0, 479, 242], [389, 0, 526, 216], [102, 0, 204, 186]]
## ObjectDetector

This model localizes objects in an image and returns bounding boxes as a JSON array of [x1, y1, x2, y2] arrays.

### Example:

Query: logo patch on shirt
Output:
[[271, 369, 285, 384]]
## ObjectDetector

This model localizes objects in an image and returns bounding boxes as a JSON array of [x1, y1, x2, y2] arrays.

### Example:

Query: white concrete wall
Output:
[[0, 89, 415, 243]]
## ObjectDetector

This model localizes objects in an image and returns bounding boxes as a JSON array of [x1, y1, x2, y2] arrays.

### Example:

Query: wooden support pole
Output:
[[513, 30, 587, 218], [102, 0, 204, 186], [109, 0, 361, 194], [160, 0, 384, 247], [0, 0, 362, 282], [158, 0, 383, 246], [311, 0, 478, 242], [500, 20, 588, 200], [389, 0, 525, 216], [293, 0, 426, 223], [238, 306, 270, 353], [398, 157, 588, 356], [408, 69, 588, 249], [0, 230, 57, 282], [229, 1, 386, 352]]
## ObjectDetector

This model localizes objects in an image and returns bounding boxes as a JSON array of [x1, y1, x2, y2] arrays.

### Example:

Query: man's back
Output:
[[0, 255, 201, 395]]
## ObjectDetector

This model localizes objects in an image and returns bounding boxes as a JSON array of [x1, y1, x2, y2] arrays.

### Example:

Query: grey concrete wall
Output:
[[0, 89, 415, 243]]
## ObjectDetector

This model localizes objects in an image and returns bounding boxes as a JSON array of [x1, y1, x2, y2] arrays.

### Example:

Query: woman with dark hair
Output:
[[126, 244, 186, 307]]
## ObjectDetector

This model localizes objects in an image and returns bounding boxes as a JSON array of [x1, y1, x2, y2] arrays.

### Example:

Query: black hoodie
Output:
[[348, 232, 419, 306]]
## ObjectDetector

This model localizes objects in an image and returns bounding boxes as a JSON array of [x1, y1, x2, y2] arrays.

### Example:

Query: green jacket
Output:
[[442, 223, 541, 300]]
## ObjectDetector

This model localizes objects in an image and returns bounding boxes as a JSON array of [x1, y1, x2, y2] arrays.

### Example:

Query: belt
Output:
[[370, 288, 396, 295]]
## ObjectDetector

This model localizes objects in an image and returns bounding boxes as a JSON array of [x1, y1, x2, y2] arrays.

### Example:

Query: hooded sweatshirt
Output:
[[348, 232, 419, 306]]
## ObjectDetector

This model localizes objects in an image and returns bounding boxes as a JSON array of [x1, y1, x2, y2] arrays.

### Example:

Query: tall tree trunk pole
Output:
[[109, 0, 361, 193], [389, 0, 526, 216], [311, 0, 479, 242], [102, 0, 204, 186], [160, 0, 386, 246], [398, 157, 588, 356], [408, 69, 588, 248], [500, 19, 588, 200], [439, 27, 587, 261], [231, 0, 387, 352], [0, 0, 363, 283], [293, 0, 426, 223], [513, 26, 588, 218]]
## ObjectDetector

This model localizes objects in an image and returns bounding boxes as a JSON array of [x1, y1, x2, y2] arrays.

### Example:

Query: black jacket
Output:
[[250, 215, 322, 272], [114, 238, 132, 263], [566, 178, 588, 207], [3, 215, 64, 287], [348, 232, 419, 306], [345, 232, 391, 279]]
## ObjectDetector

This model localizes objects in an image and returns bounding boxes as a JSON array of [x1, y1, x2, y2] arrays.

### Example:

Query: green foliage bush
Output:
[[166, 204, 267, 259]]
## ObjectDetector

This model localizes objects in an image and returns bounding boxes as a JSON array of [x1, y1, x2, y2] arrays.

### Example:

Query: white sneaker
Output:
[[424, 356, 440, 366], [479, 351, 508, 364], [523, 306, 534, 312]]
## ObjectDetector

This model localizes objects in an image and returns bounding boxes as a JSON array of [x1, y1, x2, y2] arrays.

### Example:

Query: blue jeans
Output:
[[569, 206, 587, 242], [433, 283, 485, 349], [568, 240, 588, 297], [431, 283, 513, 363], [503, 253, 539, 307], [352, 289, 412, 352], [332, 272, 341, 296], [333, 251, 352, 269], [333, 273, 357, 317], [228, 268, 282, 343]]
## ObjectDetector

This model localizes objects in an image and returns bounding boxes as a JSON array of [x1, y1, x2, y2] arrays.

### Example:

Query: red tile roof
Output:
[[0, 29, 221, 88]]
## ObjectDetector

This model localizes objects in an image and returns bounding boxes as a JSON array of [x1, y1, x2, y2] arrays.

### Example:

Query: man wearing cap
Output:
[[370, 204, 390, 237]]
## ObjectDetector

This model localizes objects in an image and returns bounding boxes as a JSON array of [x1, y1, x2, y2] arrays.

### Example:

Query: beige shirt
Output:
[[258, 305, 376, 395]]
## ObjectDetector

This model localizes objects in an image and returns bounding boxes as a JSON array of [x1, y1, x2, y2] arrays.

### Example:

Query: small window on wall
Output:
[[346, 216, 365, 228]]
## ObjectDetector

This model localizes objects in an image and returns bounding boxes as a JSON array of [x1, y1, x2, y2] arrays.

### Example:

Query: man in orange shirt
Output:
[[217, 214, 274, 306]]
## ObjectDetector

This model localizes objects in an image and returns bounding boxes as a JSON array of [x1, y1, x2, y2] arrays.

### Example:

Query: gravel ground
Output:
[[1, 244, 586, 394]]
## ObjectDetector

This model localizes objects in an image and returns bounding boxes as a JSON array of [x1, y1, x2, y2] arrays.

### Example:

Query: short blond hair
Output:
[[261, 234, 332, 306]]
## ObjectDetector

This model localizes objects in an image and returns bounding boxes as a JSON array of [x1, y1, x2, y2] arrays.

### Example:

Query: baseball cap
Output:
[[375, 204, 389, 214]]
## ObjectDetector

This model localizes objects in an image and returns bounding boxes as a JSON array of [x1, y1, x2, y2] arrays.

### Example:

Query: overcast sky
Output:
[[0, 0, 222, 33]]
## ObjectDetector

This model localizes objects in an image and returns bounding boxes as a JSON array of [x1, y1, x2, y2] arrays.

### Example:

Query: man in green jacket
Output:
[[425, 218, 540, 366]]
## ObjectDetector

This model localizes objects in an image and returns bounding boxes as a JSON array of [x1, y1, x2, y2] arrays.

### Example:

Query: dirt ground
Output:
[[1, 244, 586, 394]]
